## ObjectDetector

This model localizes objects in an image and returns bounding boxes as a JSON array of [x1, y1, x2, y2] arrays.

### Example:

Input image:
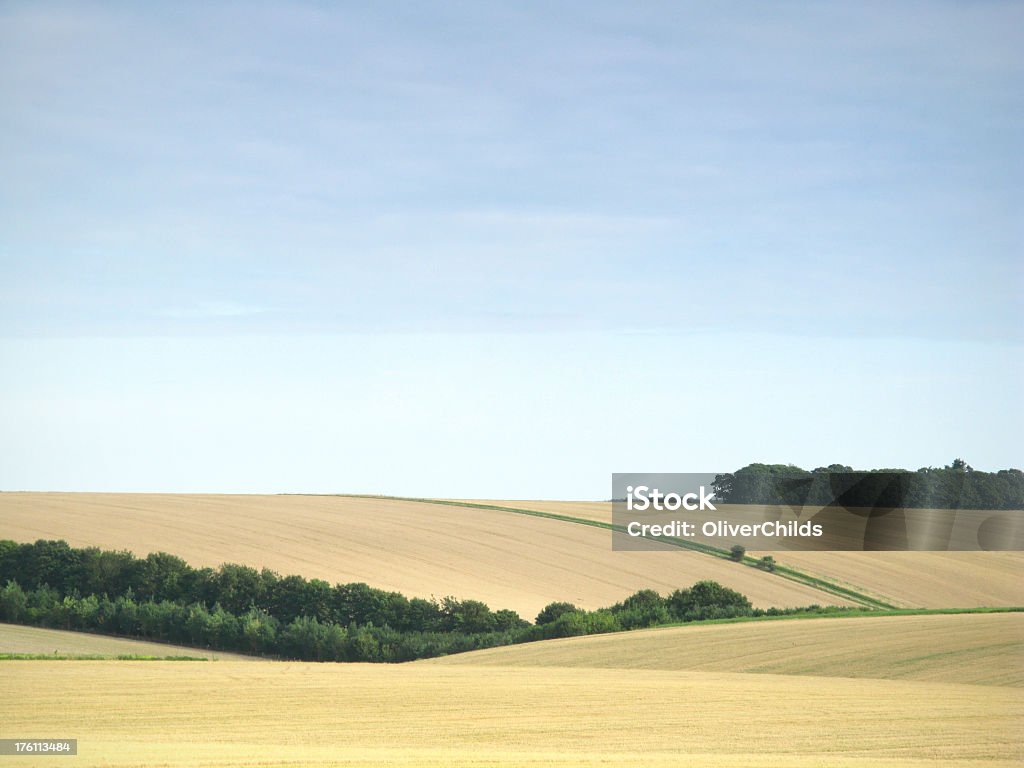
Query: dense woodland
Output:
[[0, 539, 836, 662], [713, 460, 1023, 509]]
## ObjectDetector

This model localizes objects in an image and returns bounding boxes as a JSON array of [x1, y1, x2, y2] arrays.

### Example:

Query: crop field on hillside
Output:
[[3, 658, 1021, 768], [0, 623, 253, 660], [430, 612, 1024, 686], [757, 550, 1024, 608], [3, 495, 1021, 767], [0, 493, 849, 618], [465, 499, 1024, 608]]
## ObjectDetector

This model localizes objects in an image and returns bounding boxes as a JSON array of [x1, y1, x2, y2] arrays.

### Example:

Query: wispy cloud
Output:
[[0, 2, 1019, 342]]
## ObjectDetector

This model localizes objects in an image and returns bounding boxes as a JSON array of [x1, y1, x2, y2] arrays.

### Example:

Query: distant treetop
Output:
[[712, 461, 1022, 510]]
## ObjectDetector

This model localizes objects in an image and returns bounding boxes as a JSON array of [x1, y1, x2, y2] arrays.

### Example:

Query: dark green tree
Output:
[[535, 602, 581, 625]]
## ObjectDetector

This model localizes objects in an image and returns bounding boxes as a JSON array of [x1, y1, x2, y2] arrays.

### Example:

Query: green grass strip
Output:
[[652, 605, 1023, 631]]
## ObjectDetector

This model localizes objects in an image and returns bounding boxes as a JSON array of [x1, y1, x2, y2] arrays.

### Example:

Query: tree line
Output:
[[0, 539, 526, 635], [0, 539, 844, 662], [712, 460, 1023, 510]]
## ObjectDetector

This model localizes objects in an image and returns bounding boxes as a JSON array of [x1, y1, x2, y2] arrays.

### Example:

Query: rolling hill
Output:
[[3, 494, 1022, 767], [0, 492, 853, 618], [428, 611, 1024, 687], [457, 499, 1024, 608]]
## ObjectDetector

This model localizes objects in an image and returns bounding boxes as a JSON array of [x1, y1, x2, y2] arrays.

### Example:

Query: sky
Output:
[[1, 2, 1021, 496]]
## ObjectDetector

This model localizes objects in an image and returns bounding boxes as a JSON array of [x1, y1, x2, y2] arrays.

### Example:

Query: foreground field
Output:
[[431, 612, 1024, 686], [3, 494, 1021, 766], [0, 623, 253, 660], [465, 499, 1024, 608], [3, 659, 1021, 767], [0, 492, 848, 618]]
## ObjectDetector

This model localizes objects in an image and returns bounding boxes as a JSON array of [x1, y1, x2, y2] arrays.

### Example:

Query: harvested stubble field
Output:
[[430, 612, 1024, 686], [461, 499, 1024, 608], [0, 492, 848, 618], [4, 656, 1023, 768], [0, 623, 253, 660], [3, 494, 1022, 766]]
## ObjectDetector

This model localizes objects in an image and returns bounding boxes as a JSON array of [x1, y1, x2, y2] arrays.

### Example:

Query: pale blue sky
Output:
[[1, 2, 1020, 495]]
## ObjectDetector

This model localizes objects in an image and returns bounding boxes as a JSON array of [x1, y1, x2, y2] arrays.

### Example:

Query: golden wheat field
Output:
[[431, 612, 1024, 686], [0, 492, 850, 617], [755, 550, 1024, 608], [3, 494, 1023, 766], [463, 499, 1024, 608], [4, 658, 1022, 768], [0, 623, 253, 660]]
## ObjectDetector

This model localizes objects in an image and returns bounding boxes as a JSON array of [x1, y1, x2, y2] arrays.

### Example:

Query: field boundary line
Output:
[[324, 494, 897, 609]]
